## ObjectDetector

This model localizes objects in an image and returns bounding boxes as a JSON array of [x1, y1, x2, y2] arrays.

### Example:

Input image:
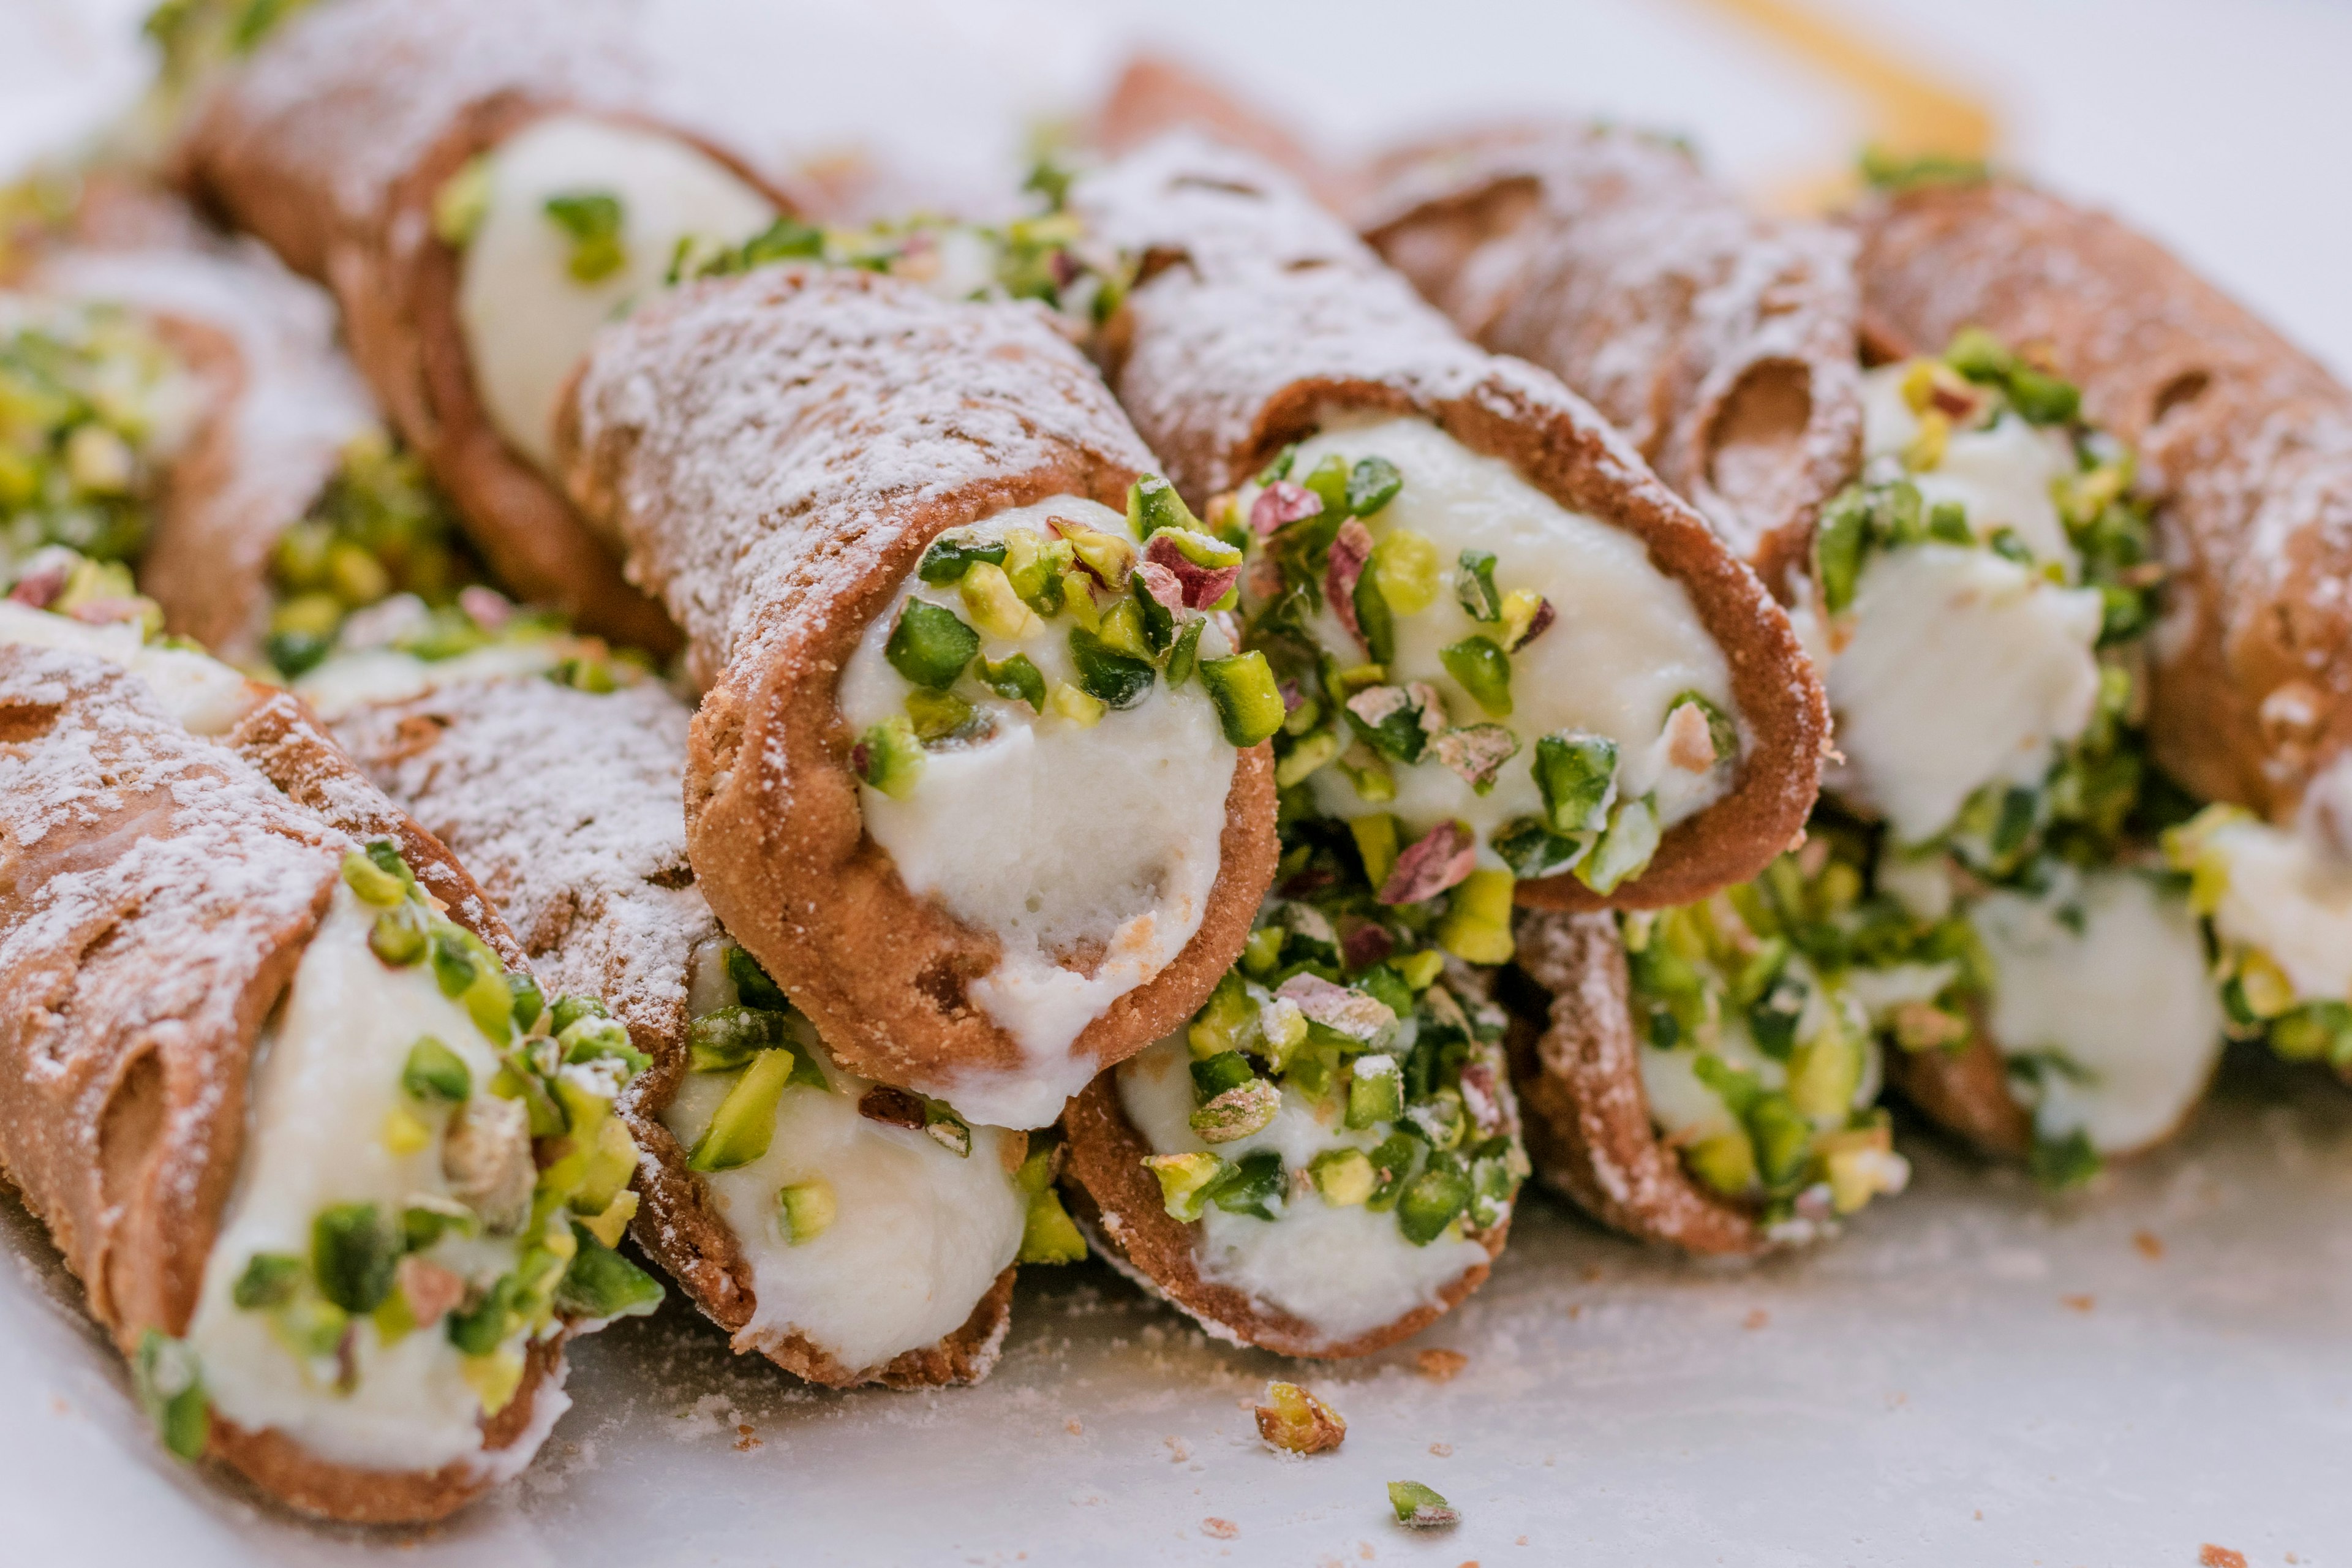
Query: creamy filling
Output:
[[1807, 544, 2103, 843], [1254, 415, 1736, 869], [0, 599, 254, 734], [1117, 1034, 1488, 1344], [184, 886, 532, 1471], [663, 940, 1026, 1374], [1797, 366, 2108, 844], [454, 113, 777, 475], [1968, 870, 2224, 1154], [2195, 813, 2352, 1002], [296, 639, 570, 724], [836, 496, 1238, 1129]]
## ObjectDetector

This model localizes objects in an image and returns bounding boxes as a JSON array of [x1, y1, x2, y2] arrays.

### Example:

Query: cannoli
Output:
[[178, 0, 804, 651], [317, 663, 1087, 1387], [1358, 123, 1864, 594], [1069, 134, 1826, 917], [0, 581, 659, 1523], [1060, 828, 1528, 1357], [1855, 175, 2352, 1085], [558, 262, 1279, 1129]]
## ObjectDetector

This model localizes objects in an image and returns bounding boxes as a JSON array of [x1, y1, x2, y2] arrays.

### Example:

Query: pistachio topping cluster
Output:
[[1142, 823, 1529, 1250], [684, 941, 1085, 1265], [143, 842, 662, 1462], [1622, 826, 1927, 1230], [853, 476, 1282, 800], [1229, 443, 1728, 908], [0, 298, 197, 571], [263, 431, 492, 677], [2165, 805, 2352, 1071]]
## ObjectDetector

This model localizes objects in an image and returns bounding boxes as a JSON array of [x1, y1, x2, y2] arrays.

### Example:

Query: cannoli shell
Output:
[[0, 648, 557, 1521], [331, 673, 1014, 1387], [1882, 1012, 2032, 1163], [1359, 123, 1864, 595], [1060, 1075, 1507, 1359], [1851, 178, 2352, 823], [1506, 909, 1764, 1256], [178, 0, 801, 654], [1088, 52, 1362, 214], [559, 264, 1278, 1117], [1073, 136, 1826, 911], [20, 184, 375, 665]]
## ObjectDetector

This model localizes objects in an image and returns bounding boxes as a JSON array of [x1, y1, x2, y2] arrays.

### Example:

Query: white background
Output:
[[4, 2, 2352, 1563]]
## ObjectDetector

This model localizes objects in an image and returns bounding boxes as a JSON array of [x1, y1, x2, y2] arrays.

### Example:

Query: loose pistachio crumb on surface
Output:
[[1255, 1381, 1346, 1455], [1387, 1479, 1458, 1529]]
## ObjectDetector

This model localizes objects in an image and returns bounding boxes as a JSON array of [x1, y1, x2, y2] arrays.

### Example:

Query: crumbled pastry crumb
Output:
[[2135, 1230, 2166, 1261], [2061, 1294, 2095, 1313], [2199, 1547, 2247, 1568], [1166, 1436, 1190, 1463], [1256, 1381, 1347, 1455], [1429, 1442, 1453, 1457], [732, 1423, 761, 1453], [1417, 1348, 1469, 1382], [1065, 1417, 1083, 1436], [1743, 1309, 1770, 1330], [1202, 1518, 1238, 1540]]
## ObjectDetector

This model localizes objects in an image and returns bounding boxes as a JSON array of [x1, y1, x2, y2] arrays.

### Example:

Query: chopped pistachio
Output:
[[1344, 1054, 1403, 1129], [1346, 456, 1404, 518], [1534, 731, 1617, 834], [1059, 518, 1140, 590], [1308, 1147, 1376, 1207], [918, 530, 1008, 584], [1394, 949, 1446, 991], [381, 1104, 433, 1155], [1276, 728, 1341, 788], [1666, 691, 1736, 766], [1498, 589, 1553, 652], [689, 1006, 785, 1072], [1749, 1093, 1813, 1187], [462, 1349, 527, 1415], [369, 902, 428, 966], [1019, 1185, 1089, 1264], [542, 189, 626, 284], [1407, 1086, 1468, 1151], [1069, 626, 1156, 709], [980, 652, 1048, 712], [1203, 1148, 1284, 1219], [1786, 1027, 1863, 1123], [1191, 1079, 1281, 1144], [1126, 473, 1199, 540], [687, 1049, 796, 1172], [1200, 652, 1285, 746], [1814, 489, 1868, 614], [1349, 813, 1401, 892], [1363, 1131, 1420, 1212], [570, 1115, 641, 1218], [1164, 616, 1206, 689], [1049, 679, 1106, 727], [578, 1189, 639, 1249], [311, 1202, 399, 1314], [886, 600, 981, 688], [1577, 796, 1661, 895], [1387, 1480, 1458, 1529], [777, 1179, 838, 1245], [462, 962, 518, 1044], [1302, 453, 1351, 517], [1257, 998, 1308, 1068], [1370, 528, 1439, 617], [132, 1331, 209, 1463], [402, 1195, 478, 1251], [854, 714, 925, 799], [231, 1253, 305, 1311], [1256, 1380, 1348, 1454], [959, 561, 1045, 640], [1438, 635, 1513, 717], [1142, 1150, 1224, 1221], [341, 846, 407, 907], [1436, 869, 1517, 965], [1095, 597, 1153, 660], [924, 1101, 975, 1158], [907, 687, 979, 744], [1240, 926, 1286, 976], [1396, 1156, 1473, 1245], [432, 156, 492, 246], [1002, 527, 1074, 613], [2029, 1127, 2101, 1191], [553, 1226, 665, 1318]]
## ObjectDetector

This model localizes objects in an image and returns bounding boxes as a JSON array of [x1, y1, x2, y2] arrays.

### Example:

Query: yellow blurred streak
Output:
[[1684, 0, 1998, 213]]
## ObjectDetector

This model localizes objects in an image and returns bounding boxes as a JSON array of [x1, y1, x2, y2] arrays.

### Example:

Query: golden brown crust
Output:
[[179, 0, 802, 652], [1850, 178, 2352, 822], [1059, 1073, 1504, 1358], [334, 673, 1021, 1387], [1359, 123, 1864, 595], [560, 265, 1278, 1115], [1088, 53, 1362, 213], [1074, 138, 1826, 911], [1883, 1022, 2033, 1163], [1506, 909, 1763, 1256]]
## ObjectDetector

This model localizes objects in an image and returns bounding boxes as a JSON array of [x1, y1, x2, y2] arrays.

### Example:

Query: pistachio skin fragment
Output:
[[1387, 1480, 1458, 1529], [1255, 1380, 1348, 1455]]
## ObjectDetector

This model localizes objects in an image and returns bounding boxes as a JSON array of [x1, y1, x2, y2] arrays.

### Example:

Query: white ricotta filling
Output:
[[456, 113, 777, 476], [1116, 1035, 1489, 1345], [1810, 543, 2103, 844], [0, 601, 254, 734], [1969, 871, 2224, 1154], [2201, 814, 2352, 1001], [661, 1009, 1025, 1377], [295, 641, 569, 724], [185, 885, 532, 1472], [837, 497, 1237, 1130], [1797, 364, 2109, 844], [1248, 415, 1736, 866]]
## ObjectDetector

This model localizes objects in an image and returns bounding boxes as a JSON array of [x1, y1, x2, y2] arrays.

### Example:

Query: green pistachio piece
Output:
[[1814, 487, 1868, 614], [507, 972, 546, 1033], [230, 1252, 306, 1311], [1302, 453, 1351, 518], [907, 687, 979, 744], [543, 190, 627, 284], [980, 652, 1049, 712], [1126, 473, 1199, 540], [1020, 1185, 1089, 1264], [2005, 366, 2081, 426], [885, 600, 980, 689], [559, 1016, 650, 1077], [1308, 1146, 1376, 1207], [429, 927, 477, 1000], [463, 962, 518, 1044], [1202, 1147, 1284, 1219], [856, 715, 926, 799], [1491, 817, 1588, 880], [403, 1196, 478, 1251], [1577, 795, 1661, 895], [1943, 326, 2013, 382], [1188, 971, 1261, 1058], [1256, 444, 1297, 484], [1164, 616, 1206, 690], [2029, 1127, 2101, 1191], [1192, 1079, 1281, 1144], [1927, 499, 1973, 543], [1363, 1131, 1420, 1213], [686, 1048, 796, 1172], [369, 902, 428, 967], [1455, 548, 1502, 622], [1666, 691, 1736, 764], [446, 1273, 521, 1355], [1142, 1150, 1225, 1221], [1388, 1480, 1458, 1529], [1439, 635, 1513, 718], [311, 1202, 399, 1314], [1131, 573, 1177, 654], [1352, 564, 1396, 665], [918, 530, 1008, 584], [1069, 627, 1157, 709], [552, 1222, 665, 1319], [1345, 1054, 1403, 1129], [1395, 1154, 1473, 1245], [723, 945, 791, 1012], [341, 846, 407, 907], [775, 1180, 837, 1246], [133, 1331, 209, 1463], [1407, 1085, 1468, 1151], [402, 1036, 473, 1102], [1346, 456, 1404, 518], [1534, 731, 1618, 834], [1749, 1093, 1814, 1188], [549, 993, 612, 1036], [1684, 1128, 1758, 1196], [432, 156, 493, 247], [1191, 1050, 1258, 1102], [1200, 652, 1284, 746], [1003, 527, 1074, 613], [688, 1005, 785, 1072]]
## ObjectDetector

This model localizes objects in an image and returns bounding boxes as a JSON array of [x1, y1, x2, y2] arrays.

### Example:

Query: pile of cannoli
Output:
[[2, 0, 2347, 1525]]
